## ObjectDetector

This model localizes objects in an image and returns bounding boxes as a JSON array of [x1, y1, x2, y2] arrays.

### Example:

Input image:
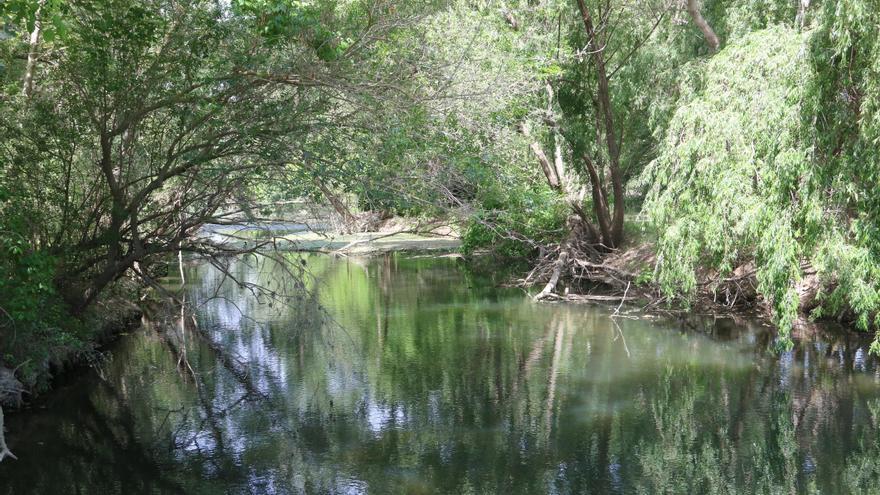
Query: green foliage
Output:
[[701, 0, 798, 46], [462, 184, 568, 259], [806, 0, 880, 342], [644, 12, 880, 349], [0, 0, 70, 42], [231, 0, 356, 60], [644, 27, 810, 342], [0, 184, 85, 389]]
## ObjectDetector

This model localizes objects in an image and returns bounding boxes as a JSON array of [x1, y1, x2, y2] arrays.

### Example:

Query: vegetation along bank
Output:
[[1, 0, 879, 414]]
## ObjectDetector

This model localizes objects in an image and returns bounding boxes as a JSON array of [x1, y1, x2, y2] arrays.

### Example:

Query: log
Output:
[[565, 294, 635, 302], [0, 406, 16, 462], [534, 248, 569, 301]]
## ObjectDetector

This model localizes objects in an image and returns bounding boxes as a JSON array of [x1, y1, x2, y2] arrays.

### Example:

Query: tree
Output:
[[571, 0, 626, 249], [0, 0, 426, 315], [686, 0, 720, 52], [548, 0, 672, 249]]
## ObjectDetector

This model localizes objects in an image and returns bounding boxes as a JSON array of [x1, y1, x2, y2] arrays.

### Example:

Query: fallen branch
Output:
[[562, 293, 635, 302], [0, 406, 16, 462], [613, 281, 631, 315], [534, 247, 569, 301]]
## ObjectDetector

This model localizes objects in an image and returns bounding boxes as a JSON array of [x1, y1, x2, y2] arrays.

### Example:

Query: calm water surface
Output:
[[2, 254, 880, 494]]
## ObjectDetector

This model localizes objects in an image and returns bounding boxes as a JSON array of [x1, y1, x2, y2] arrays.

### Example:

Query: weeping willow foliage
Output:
[[645, 10, 880, 350], [644, 27, 810, 344], [806, 0, 880, 341]]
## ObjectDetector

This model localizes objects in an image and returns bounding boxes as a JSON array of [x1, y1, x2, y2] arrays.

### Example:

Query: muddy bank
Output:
[[0, 298, 142, 409]]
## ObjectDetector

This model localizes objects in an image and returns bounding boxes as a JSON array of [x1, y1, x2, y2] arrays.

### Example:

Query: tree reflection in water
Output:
[[2, 254, 880, 494]]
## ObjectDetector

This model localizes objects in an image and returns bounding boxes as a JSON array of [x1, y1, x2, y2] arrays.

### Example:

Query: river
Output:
[[2, 254, 879, 494]]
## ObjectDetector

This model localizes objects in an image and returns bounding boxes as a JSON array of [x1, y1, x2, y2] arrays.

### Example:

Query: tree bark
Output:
[[313, 177, 357, 230], [686, 0, 720, 52], [524, 125, 603, 246], [23, 0, 47, 98], [580, 154, 613, 244], [575, 0, 625, 248], [529, 142, 560, 189]]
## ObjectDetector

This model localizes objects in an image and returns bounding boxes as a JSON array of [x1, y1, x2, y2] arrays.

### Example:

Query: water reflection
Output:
[[3, 254, 880, 494]]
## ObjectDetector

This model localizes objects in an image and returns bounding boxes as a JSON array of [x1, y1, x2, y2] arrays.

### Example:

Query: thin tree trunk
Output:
[[580, 154, 613, 244], [796, 0, 811, 29], [686, 0, 720, 52], [529, 142, 560, 189], [23, 0, 47, 98], [553, 134, 566, 182], [312, 178, 356, 230], [575, 0, 625, 247], [523, 122, 600, 243]]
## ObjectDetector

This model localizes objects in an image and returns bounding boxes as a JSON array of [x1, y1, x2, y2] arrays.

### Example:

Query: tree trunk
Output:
[[529, 141, 560, 189], [312, 177, 357, 231], [575, 0, 625, 248], [796, 0, 811, 29], [686, 0, 720, 52], [22, 0, 47, 98], [580, 154, 613, 244]]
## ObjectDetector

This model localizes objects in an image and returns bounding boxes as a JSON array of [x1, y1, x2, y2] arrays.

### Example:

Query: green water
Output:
[[2, 254, 880, 494]]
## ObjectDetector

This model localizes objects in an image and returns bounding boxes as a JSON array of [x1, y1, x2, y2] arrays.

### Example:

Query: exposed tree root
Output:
[[528, 253, 831, 332]]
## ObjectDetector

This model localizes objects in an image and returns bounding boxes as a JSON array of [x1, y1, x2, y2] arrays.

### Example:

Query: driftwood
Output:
[[568, 293, 635, 302], [533, 247, 569, 301], [522, 232, 772, 316], [0, 406, 16, 462]]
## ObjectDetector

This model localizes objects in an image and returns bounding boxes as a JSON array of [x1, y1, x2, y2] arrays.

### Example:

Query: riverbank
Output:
[[520, 237, 837, 342], [0, 296, 142, 409], [203, 216, 461, 255]]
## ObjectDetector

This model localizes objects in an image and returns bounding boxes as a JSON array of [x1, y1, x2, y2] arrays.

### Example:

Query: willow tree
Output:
[[644, 0, 880, 351]]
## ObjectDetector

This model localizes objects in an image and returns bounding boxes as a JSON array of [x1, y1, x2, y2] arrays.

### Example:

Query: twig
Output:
[[612, 281, 631, 316]]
